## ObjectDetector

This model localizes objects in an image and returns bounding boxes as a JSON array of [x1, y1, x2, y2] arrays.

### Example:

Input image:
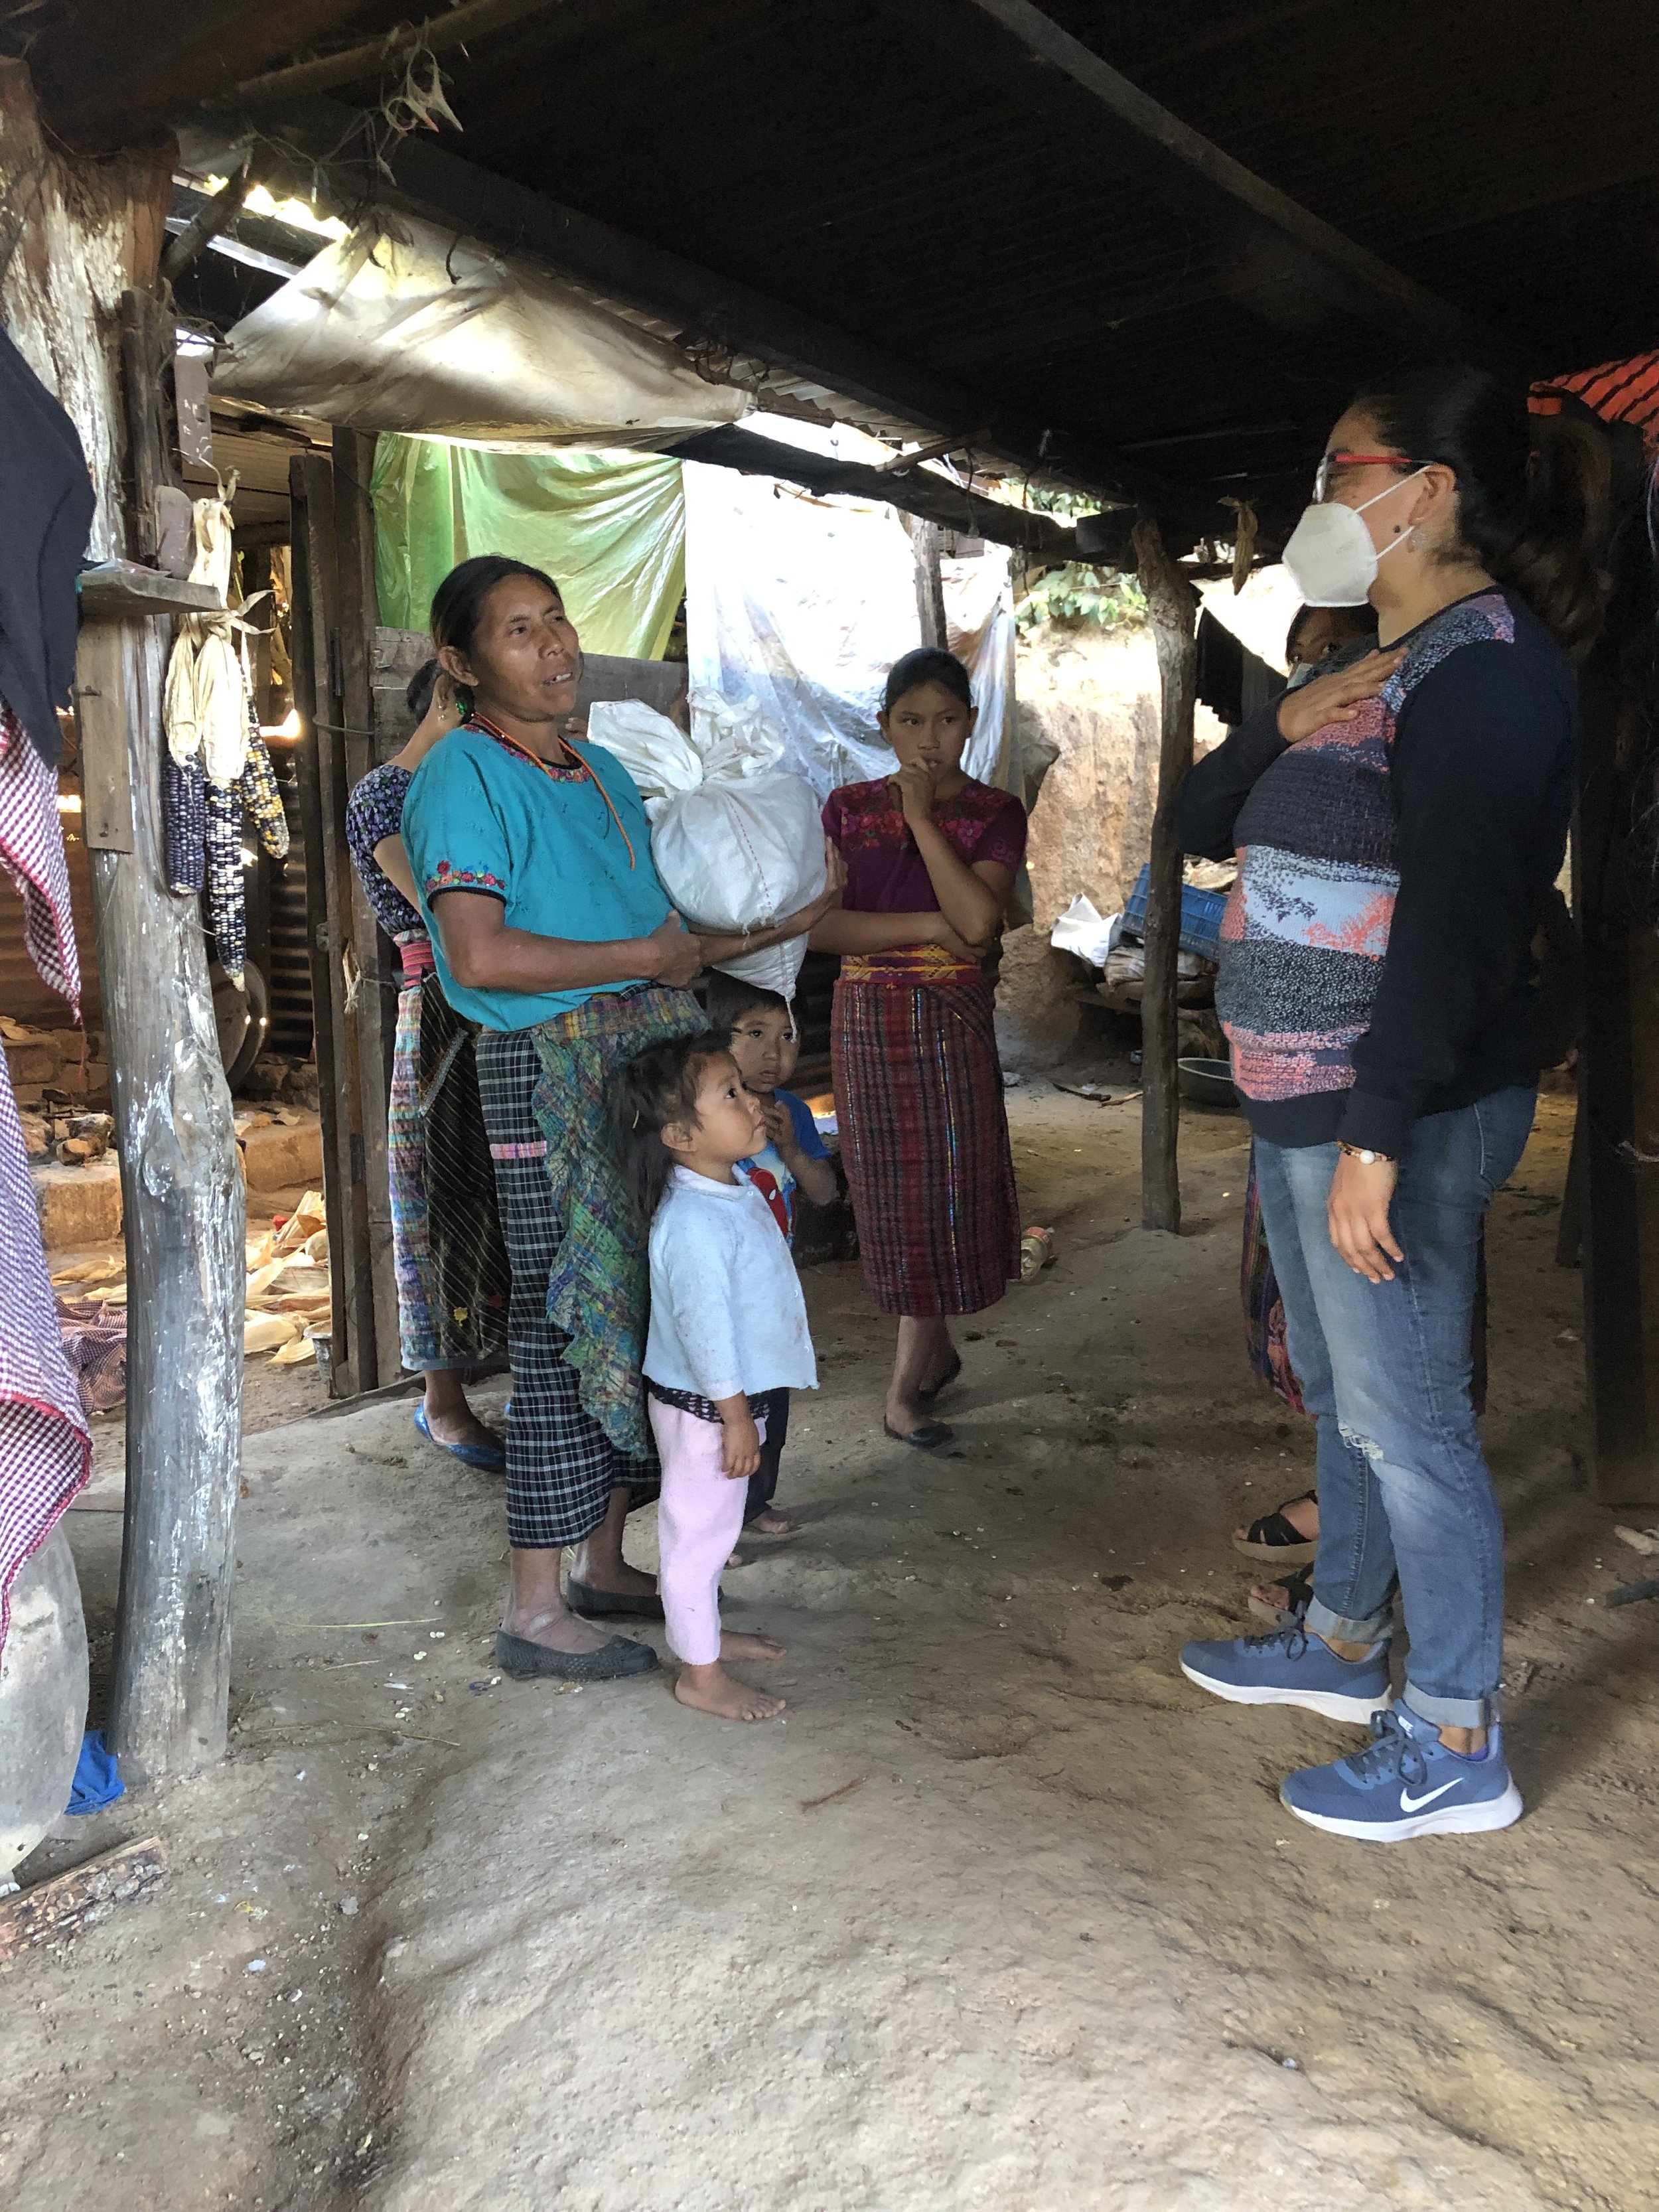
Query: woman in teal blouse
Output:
[[401, 557, 834, 1685]]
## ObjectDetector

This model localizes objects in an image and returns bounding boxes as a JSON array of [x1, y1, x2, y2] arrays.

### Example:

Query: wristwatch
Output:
[[1338, 1142, 1394, 1167]]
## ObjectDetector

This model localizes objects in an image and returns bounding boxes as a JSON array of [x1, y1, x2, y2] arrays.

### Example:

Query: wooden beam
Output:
[[912, 521, 949, 650], [879, 0, 1530, 376], [332, 428, 401, 1389], [100, 289, 246, 1785], [212, 0, 565, 108], [1132, 516, 1198, 1234], [671, 425, 1082, 561], [240, 95, 1195, 519], [288, 449, 382, 1399], [0, 1836, 166, 1962]]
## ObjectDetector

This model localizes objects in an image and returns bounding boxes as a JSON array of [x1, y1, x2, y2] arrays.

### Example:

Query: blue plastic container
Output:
[[1121, 865, 1227, 962]]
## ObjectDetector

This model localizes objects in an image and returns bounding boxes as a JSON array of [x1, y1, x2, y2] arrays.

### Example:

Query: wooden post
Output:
[[288, 449, 382, 1396], [1576, 615, 1659, 1503], [99, 291, 246, 1782], [332, 429, 401, 1384], [912, 518, 949, 648], [1132, 516, 1198, 1234]]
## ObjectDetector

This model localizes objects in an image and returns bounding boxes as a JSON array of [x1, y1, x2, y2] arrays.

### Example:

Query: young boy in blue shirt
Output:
[[703, 974, 837, 1534]]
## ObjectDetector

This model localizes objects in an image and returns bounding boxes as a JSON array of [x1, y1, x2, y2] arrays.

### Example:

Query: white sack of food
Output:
[[587, 691, 826, 997]]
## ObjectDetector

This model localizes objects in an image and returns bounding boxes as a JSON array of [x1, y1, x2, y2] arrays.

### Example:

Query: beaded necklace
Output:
[[464, 707, 636, 870]]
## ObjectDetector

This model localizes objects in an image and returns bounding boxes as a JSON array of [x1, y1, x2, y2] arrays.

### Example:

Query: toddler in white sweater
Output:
[[611, 1032, 817, 1721]]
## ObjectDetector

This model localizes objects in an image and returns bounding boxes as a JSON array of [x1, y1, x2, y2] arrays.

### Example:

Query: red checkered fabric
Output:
[[0, 688, 88, 1656], [0, 694, 80, 1017]]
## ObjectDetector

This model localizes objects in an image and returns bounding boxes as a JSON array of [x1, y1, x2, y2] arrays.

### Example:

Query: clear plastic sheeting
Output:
[[371, 437, 685, 660], [682, 433, 1019, 802], [210, 213, 752, 449]]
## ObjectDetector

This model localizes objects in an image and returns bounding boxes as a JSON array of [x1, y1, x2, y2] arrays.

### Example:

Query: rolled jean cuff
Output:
[[1307, 1595, 1393, 1647], [1404, 1683, 1495, 1731]]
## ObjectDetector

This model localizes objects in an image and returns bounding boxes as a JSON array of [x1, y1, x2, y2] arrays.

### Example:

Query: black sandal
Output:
[[918, 1353, 963, 1406], [1232, 1489, 1318, 1564], [884, 1418, 954, 1450], [1247, 1562, 1315, 1627]]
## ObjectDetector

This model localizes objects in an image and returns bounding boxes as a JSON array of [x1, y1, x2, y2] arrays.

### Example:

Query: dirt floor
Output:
[[4, 1076, 1658, 2212]]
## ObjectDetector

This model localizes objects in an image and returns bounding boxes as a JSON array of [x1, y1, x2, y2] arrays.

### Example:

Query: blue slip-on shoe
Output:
[[413, 1402, 506, 1473], [1179, 1620, 1393, 1724], [1280, 1703, 1523, 1842]]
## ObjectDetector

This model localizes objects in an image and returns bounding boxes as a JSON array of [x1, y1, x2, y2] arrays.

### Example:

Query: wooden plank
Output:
[[72, 621, 135, 853], [1132, 516, 1198, 1235], [99, 290, 246, 1786], [0, 1836, 165, 1962], [882, 0, 1528, 374], [216, 0, 563, 106], [76, 562, 222, 619], [288, 449, 378, 1398], [332, 429, 401, 1389], [674, 426, 1085, 560], [911, 520, 949, 649]]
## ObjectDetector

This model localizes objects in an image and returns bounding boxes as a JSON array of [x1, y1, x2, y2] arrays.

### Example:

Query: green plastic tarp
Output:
[[371, 437, 687, 659]]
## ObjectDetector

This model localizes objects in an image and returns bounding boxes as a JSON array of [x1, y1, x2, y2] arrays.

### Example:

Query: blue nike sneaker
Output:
[[1280, 1703, 1522, 1842], [1179, 1621, 1393, 1724]]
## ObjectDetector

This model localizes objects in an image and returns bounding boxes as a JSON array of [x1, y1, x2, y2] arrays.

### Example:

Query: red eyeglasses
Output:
[[1313, 451, 1427, 502]]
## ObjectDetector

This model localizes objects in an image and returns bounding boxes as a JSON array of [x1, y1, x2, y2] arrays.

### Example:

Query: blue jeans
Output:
[[1253, 1088, 1536, 1729]]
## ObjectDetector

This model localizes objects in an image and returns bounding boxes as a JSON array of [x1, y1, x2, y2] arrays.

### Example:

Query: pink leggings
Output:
[[649, 1399, 766, 1665]]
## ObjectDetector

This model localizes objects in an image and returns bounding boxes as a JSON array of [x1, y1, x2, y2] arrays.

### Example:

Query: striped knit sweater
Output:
[[1177, 589, 1577, 1155]]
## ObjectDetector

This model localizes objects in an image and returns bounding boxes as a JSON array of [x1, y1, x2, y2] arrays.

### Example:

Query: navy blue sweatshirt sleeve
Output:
[[1173, 697, 1289, 861], [1340, 641, 1574, 1157]]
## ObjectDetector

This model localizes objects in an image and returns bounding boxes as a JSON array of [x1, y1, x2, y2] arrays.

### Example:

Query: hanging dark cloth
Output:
[[0, 327, 96, 769]]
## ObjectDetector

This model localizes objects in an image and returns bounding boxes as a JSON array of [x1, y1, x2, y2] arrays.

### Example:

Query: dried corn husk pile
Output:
[[50, 1188, 332, 1366]]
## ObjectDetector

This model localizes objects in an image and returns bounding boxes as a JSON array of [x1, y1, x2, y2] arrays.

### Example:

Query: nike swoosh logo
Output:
[[1400, 1779, 1461, 1812]]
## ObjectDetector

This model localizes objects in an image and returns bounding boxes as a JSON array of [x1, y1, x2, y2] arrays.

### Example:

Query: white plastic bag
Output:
[[1050, 894, 1121, 970], [587, 690, 826, 997]]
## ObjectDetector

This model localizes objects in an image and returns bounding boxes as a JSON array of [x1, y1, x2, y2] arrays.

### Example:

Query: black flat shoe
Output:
[[565, 1580, 666, 1621], [495, 1630, 659, 1681], [883, 1418, 954, 1449], [917, 1353, 963, 1405]]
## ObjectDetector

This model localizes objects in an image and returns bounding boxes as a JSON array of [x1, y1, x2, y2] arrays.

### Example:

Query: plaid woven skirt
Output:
[[388, 946, 510, 1373], [476, 1010, 702, 1550], [832, 971, 1020, 1317]]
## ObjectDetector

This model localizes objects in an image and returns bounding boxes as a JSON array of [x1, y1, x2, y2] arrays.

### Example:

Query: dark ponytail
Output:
[[1352, 365, 1610, 656]]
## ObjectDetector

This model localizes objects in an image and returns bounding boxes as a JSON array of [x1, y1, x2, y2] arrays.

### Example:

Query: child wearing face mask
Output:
[[611, 1033, 818, 1723], [703, 972, 837, 1537]]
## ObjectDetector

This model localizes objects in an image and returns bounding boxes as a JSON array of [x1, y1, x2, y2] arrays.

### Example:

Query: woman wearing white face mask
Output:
[[1175, 366, 1607, 1844]]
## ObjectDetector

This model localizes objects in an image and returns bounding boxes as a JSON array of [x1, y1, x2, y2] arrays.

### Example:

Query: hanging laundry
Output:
[[0, 331, 96, 770]]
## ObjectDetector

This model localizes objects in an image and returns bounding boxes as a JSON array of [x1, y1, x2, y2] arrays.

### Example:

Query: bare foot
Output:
[[500, 1602, 612, 1657], [721, 1629, 785, 1660], [746, 1509, 793, 1536], [674, 1660, 785, 1722]]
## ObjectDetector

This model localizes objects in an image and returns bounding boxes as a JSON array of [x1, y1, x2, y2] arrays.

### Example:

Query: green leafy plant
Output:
[[1016, 564, 1145, 631]]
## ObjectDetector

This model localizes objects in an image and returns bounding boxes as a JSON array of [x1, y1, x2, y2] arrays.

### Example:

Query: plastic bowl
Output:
[[1177, 1057, 1240, 1108]]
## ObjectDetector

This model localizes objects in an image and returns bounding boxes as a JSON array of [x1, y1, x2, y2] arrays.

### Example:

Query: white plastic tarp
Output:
[[682, 427, 1017, 802], [210, 213, 751, 449]]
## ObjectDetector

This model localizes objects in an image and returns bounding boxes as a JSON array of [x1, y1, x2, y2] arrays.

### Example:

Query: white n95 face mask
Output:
[[1281, 469, 1427, 607]]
